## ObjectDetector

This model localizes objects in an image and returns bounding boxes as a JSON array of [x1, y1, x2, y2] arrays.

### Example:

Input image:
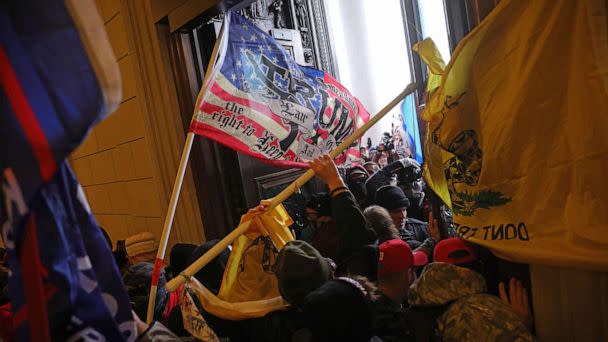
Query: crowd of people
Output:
[[0, 152, 535, 341]]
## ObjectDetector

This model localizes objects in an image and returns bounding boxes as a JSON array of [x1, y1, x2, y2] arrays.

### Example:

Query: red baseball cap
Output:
[[378, 239, 428, 277], [433, 237, 478, 265]]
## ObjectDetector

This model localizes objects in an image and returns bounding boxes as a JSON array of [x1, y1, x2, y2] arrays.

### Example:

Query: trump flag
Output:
[[190, 12, 370, 167], [1, 0, 134, 340]]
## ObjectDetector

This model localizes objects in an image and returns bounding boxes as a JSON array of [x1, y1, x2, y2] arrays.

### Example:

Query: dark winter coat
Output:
[[399, 218, 430, 249], [332, 191, 379, 281]]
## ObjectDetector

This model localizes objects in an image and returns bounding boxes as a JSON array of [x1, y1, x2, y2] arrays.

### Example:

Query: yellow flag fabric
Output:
[[182, 204, 293, 320], [412, 38, 445, 95], [218, 204, 293, 303], [421, 0, 608, 270], [184, 276, 288, 321]]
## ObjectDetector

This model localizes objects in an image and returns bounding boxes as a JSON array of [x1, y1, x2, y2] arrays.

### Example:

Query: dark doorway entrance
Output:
[[168, 0, 334, 240]]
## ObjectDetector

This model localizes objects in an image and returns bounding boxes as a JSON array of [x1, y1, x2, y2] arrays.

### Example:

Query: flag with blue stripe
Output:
[[401, 93, 423, 163], [1, 0, 133, 340]]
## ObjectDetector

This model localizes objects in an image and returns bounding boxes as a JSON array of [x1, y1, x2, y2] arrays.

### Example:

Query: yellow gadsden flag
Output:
[[184, 204, 294, 320], [421, 0, 608, 270]]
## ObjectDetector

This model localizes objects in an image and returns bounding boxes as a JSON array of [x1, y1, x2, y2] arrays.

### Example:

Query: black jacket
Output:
[[371, 294, 414, 342], [399, 218, 430, 249], [365, 164, 393, 204], [332, 191, 379, 281]]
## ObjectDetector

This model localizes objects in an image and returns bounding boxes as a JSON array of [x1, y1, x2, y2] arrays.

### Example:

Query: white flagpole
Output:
[[145, 132, 194, 324], [145, 13, 230, 324], [165, 83, 417, 293]]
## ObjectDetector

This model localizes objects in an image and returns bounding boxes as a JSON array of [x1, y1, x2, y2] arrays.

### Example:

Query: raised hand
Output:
[[499, 277, 533, 330], [247, 201, 269, 215], [428, 212, 441, 241], [309, 155, 345, 192]]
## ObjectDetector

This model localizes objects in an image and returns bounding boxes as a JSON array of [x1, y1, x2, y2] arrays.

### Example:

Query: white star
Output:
[[266, 45, 272, 52], [240, 73, 245, 80], [258, 45, 265, 52], [242, 24, 249, 30], [250, 34, 257, 42], [240, 47, 246, 53], [230, 73, 237, 81], [240, 36, 246, 42], [272, 57, 279, 64], [236, 60, 242, 67]]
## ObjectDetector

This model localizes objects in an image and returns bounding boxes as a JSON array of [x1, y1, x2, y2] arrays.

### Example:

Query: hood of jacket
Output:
[[408, 262, 487, 306]]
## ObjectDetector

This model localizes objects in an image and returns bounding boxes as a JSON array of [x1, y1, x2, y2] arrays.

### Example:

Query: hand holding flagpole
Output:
[[165, 83, 416, 292]]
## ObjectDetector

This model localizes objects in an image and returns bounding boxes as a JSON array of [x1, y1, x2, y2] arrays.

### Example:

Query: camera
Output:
[[381, 132, 395, 152], [397, 162, 422, 184]]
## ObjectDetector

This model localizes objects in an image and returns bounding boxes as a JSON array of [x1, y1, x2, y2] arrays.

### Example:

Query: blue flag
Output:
[[401, 94, 423, 163], [0, 1, 133, 340]]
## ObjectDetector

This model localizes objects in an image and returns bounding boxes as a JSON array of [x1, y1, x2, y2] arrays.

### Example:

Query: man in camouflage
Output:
[[408, 261, 534, 341]]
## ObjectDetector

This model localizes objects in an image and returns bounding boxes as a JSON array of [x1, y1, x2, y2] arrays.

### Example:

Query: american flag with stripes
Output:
[[190, 12, 370, 167]]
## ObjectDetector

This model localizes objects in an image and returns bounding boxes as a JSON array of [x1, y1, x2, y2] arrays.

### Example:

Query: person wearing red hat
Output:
[[372, 239, 428, 341], [430, 237, 534, 332], [433, 237, 479, 266], [378, 239, 427, 303]]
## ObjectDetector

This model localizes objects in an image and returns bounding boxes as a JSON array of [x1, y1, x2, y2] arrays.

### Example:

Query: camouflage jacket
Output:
[[408, 263, 534, 342]]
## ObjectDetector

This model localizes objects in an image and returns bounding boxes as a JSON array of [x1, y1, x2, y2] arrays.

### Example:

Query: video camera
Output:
[[381, 132, 395, 153], [389, 158, 424, 207]]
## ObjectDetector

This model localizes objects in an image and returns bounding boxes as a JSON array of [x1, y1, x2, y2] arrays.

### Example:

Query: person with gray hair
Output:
[[363, 205, 399, 243]]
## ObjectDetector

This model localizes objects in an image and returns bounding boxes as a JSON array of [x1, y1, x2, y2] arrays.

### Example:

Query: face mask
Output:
[[308, 220, 320, 231], [348, 180, 367, 204]]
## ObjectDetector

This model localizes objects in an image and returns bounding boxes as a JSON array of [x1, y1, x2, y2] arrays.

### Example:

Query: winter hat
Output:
[[306, 193, 332, 217], [125, 232, 156, 258], [378, 239, 427, 277], [274, 240, 333, 308], [346, 165, 369, 182], [375, 185, 410, 211], [123, 262, 167, 321], [169, 243, 197, 276], [302, 278, 373, 342], [433, 237, 478, 265], [188, 239, 230, 295], [363, 161, 380, 174]]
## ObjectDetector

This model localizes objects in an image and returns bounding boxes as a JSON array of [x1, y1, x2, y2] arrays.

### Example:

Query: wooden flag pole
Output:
[[265, 83, 417, 210], [166, 83, 416, 293], [145, 132, 195, 323], [145, 14, 229, 324]]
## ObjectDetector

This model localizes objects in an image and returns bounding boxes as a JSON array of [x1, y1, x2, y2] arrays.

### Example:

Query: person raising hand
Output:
[[309, 155, 348, 196], [309, 155, 378, 280]]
